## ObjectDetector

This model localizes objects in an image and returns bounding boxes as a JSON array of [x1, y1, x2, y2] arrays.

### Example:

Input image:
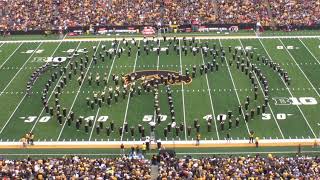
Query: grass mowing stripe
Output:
[[178, 40, 187, 140], [57, 41, 102, 141], [219, 39, 250, 134], [238, 39, 285, 139], [259, 39, 317, 138], [120, 41, 141, 141], [199, 39, 219, 140], [0, 43, 23, 69], [278, 39, 320, 98], [88, 42, 121, 141], [30, 42, 82, 132], [0, 43, 42, 97]]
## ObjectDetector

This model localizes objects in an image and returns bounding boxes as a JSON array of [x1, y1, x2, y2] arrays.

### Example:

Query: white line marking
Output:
[[30, 41, 81, 132], [57, 41, 102, 141], [120, 41, 140, 141], [259, 39, 317, 138], [0, 43, 23, 69], [299, 38, 320, 66], [238, 39, 285, 139], [0, 43, 42, 96], [219, 39, 250, 134], [0, 94, 27, 134], [89, 42, 121, 140], [152, 40, 161, 126], [178, 40, 188, 140], [199, 39, 219, 140], [279, 38, 320, 98]]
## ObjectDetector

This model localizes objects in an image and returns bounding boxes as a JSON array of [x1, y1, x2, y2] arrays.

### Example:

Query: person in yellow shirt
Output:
[[196, 133, 201, 146], [25, 133, 30, 145], [249, 131, 254, 143], [142, 143, 146, 156], [20, 136, 27, 148], [29, 132, 34, 145]]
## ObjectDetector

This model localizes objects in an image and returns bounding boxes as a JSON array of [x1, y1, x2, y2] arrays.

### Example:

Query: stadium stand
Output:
[[157, 154, 320, 179], [0, 0, 319, 31], [0, 154, 320, 179], [0, 156, 152, 179]]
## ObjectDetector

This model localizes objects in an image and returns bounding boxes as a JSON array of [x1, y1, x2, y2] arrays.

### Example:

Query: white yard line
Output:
[[218, 39, 250, 134], [0, 43, 4, 49], [259, 39, 317, 138], [178, 40, 188, 140], [30, 42, 82, 132], [0, 43, 42, 96], [152, 40, 161, 126], [238, 39, 285, 139], [279, 39, 320, 98], [120, 41, 141, 141], [57, 41, 102, 141], [88, 42, 121, 141], [198, 39, 219, 140], [299, 38, 320, 65], [0, 43, 23, 69], [0, 94, 27, 134]]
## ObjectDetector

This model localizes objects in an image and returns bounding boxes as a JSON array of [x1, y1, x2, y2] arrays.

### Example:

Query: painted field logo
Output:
[[273, 97, 317, 105]]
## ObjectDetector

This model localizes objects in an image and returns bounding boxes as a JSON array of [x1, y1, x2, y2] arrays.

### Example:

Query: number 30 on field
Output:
[[262, 113, 292, 120]]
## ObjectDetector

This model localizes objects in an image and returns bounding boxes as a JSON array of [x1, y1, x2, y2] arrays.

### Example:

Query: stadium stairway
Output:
[[264, 0, 276, 28], [151, 165, 159, 180]]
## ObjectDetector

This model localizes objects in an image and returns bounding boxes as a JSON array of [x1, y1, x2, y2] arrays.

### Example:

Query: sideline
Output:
[[1, 35, 320, 44], [0, 139, 318, 149]]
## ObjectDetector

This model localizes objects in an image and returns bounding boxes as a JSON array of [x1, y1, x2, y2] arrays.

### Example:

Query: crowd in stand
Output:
[[270, 0, 320, 26], [157, 154, 320, 179], [1, 154, 320, 179], [0, 0, 319, 31], [0, 156, 151, 179]]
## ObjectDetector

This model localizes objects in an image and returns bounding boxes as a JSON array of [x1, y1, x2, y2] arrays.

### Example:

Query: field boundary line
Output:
[[198, 39, 219, 140], [120, 41, 141, 141], [178, 40, 188, 140], [0, 139, 318, 149], [238, 39, 285, 138], [259, 39, 317, 138], [2, 35, 320, 44], [57, 41, 102, 140], [0, 43, 23, 69], [219, 39, 251, 134], [0, 43, 42, 96], [30, 41, 82, 132], [89, 42, 121, 140]]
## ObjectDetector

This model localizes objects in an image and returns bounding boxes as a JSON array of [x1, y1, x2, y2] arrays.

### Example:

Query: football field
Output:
[[0, 35, 320, 148]]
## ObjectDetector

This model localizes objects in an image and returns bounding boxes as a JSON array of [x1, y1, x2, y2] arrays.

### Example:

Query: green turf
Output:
[[1, 35, 320, 145]]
